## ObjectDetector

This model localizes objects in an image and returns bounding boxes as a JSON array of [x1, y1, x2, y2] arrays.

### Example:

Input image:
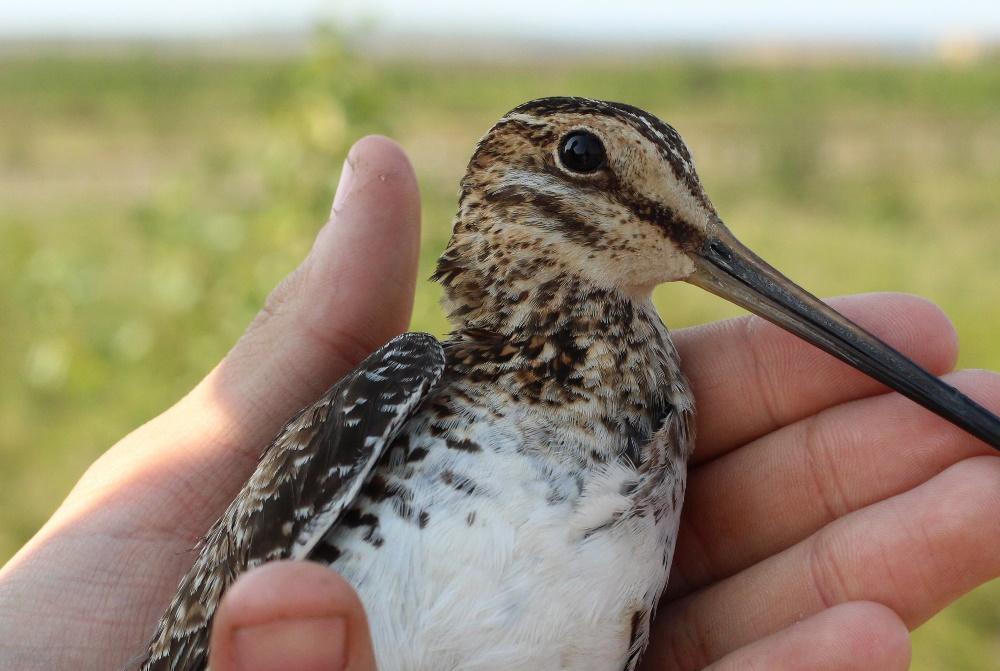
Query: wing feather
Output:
[[139, 333, 444, 671]]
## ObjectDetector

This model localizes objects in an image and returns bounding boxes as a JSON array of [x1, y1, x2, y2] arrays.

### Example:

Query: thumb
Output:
[[190, 134, 422, 460], [50, 134, 420, 533], [208, 560, 377, 671]]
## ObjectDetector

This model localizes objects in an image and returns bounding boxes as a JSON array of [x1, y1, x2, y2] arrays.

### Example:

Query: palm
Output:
[[1, 138, 997, 671]]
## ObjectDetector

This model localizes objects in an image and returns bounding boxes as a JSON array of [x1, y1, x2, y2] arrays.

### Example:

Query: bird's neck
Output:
[[434, 221, 680, 383], [434, 217, 692, 465], [435, 229, 691, 468], [435, 225, 648, 339], [433, 203, 690, 413]]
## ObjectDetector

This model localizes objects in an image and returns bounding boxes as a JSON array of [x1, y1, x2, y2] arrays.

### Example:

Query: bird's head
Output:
[[441, 96, 717, 296], [434, 96, 1000, 448]]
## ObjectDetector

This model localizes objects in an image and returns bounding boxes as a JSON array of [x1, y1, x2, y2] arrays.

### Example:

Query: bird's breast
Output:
[[317, 395, 688, 671]]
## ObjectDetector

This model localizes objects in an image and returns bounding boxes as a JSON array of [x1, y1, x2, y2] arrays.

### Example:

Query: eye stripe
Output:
[[505, 96, 713, 212]]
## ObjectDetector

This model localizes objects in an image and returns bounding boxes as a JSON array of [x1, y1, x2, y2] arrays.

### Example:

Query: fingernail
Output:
[[332, 155, 356, 213], [233, 616, 348, 671]]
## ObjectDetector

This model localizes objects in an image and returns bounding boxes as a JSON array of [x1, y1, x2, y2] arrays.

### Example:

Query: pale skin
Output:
[[1, 136, 998, 671]]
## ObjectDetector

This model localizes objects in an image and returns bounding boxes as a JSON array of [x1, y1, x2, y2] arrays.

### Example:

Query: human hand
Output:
[[0, 135, 417, 671], [642, 294, 1000, 669], [2, 135, 997, 671]]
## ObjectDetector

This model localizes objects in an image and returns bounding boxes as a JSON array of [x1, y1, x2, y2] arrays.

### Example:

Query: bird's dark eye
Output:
[[559, 131, 606, 173]]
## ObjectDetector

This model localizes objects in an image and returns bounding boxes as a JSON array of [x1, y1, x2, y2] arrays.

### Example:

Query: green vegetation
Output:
[[2, 34, 998, 669]]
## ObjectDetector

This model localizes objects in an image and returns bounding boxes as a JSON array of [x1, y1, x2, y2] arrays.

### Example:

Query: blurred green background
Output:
[[2, 30, 1000, 669]]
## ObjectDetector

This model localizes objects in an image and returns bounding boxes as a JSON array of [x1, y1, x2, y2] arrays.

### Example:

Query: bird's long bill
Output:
[[688, 226, 1000, 450]]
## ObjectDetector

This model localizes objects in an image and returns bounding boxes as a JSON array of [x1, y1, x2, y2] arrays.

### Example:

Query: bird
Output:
[[137, 97, 1000, 671]]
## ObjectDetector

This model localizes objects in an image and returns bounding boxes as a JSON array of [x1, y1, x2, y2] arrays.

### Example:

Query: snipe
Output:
[[139, 97, 1000, 671]]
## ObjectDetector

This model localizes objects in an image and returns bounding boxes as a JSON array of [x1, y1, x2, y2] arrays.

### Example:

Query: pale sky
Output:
[[3, 0, 1000, 43]]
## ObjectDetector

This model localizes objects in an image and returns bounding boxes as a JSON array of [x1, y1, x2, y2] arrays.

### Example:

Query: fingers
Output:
[[700, 602, 910, 671], [673, 293, 958, 464], [668, 369, 1000, 598], [209, 561, 377, 671], [649, 455, 1000, 670]]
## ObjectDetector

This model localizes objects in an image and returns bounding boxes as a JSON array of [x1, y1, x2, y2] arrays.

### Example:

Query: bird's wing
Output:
[[621, 392, 695, 671], [139, 332, 445, 671]]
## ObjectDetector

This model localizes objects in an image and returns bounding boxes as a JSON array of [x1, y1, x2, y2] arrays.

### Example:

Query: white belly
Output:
[[328, 446, 682, 671]]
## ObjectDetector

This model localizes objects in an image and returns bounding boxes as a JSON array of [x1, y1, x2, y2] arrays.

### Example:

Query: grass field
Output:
[[2, 34, 999, 668]]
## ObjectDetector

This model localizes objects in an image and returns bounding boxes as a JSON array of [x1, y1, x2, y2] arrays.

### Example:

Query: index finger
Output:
[[673, 292, 958, 464]]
